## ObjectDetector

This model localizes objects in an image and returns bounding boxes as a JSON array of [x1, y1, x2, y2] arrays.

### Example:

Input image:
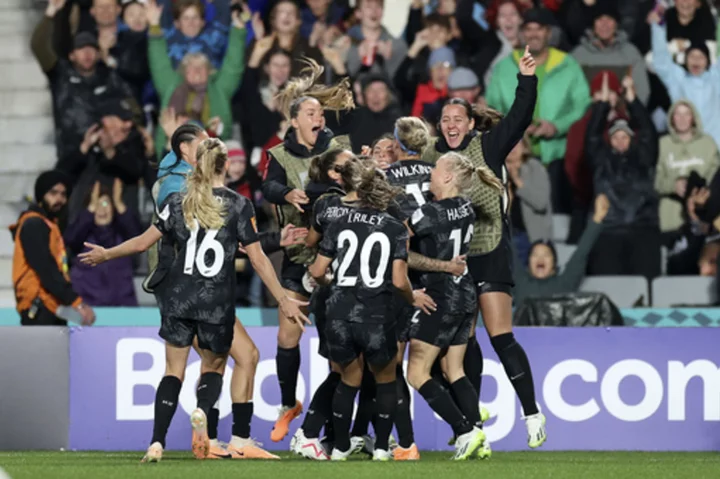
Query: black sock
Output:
[[231, 402, 253, 439], [208, 407, 220, 440], [450, 377, 480, 426], [276, 346, 301, 408], [151, 375, 182, 447], [374, 380, 396, 451], [418, 379, 472, 436], [332, 382, 359, 453], [464, 336, 484, 401], [491, 333, 538, 416], [350, 368, 376, 437], [301, 372, 341, 438], [394, 364, 415, 448], [196, 372, 223, 416]]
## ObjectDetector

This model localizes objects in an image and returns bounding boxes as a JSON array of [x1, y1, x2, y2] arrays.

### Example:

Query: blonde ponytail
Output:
[[440, 152, 503, 196], [182, 138, 228, 230]]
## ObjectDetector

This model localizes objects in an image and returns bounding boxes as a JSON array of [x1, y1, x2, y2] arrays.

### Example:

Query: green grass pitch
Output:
[[1, 451, 719, 479]]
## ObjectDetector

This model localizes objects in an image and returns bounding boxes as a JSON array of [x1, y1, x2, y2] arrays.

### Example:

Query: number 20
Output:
[[336, 230, 390, 288]]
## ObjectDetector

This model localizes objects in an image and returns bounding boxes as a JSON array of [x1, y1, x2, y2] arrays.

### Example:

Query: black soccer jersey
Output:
[[409, 197, 477, 314], [311, 194, 359, 235], [384, 160, 433, 221], [154, 188, 259, 324], [319, 208, 409, 323]]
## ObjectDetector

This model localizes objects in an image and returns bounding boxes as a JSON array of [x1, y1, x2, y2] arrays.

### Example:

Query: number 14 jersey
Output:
[[154, 188, 259, 324]]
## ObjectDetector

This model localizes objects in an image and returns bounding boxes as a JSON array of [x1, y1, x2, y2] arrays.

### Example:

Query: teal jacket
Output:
[[154, 151, 192, 208], [486, 48, 590, 164]]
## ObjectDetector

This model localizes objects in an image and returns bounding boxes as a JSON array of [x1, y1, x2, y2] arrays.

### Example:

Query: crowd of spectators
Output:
[[28, 0, 720, 307]]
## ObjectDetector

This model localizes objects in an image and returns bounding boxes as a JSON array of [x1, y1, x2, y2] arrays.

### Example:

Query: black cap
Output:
[[98, 98, 134, 122], [34, 170, 71, 203], [593, 3, 620, 22], [361, 73, 393, 92], [73, 31, 99, 51], [522, 8, 555, 27]]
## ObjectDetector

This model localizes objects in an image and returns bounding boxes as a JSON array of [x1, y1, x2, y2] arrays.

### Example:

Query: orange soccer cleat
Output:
[[227, 438, 281, 459], [393, 443, 421, 461], [270, 400, 303, 442]]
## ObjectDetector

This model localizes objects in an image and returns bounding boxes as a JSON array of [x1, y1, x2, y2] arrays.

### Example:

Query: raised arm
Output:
[[214, 14, 247, 98]]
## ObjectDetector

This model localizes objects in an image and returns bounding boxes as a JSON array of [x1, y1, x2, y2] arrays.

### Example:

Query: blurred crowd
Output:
[[28, 0, 720, 308]]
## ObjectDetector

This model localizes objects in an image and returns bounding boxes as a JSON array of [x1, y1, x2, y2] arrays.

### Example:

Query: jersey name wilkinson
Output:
[[387, 163, 433, 179]]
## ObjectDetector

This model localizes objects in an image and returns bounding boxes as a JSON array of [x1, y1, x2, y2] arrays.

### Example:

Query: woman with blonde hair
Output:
[[261, 58, 355, 441], [79, 138, 309, 462]]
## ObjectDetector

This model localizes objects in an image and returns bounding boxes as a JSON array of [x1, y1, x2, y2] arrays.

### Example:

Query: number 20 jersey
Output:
[[154, 188, 259, 324], [319, 208, 409, 324], [384, 160, 433, 221]]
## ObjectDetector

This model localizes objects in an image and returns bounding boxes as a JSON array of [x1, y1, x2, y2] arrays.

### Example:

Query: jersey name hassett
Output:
[[447, 202, 474, 222], [386, 163, 433, 180]]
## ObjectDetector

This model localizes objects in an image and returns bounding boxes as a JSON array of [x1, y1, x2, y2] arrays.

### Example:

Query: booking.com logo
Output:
[[114, 338, 720, 443]]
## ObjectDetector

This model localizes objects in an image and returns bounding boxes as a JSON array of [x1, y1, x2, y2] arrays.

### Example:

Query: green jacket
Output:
[[148, 24, 246, 158], [486, 48, 590, 164]]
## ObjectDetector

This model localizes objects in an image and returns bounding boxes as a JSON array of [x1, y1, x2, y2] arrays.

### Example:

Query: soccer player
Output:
[[420, 46, 546, 449], [308, 165, 435, 462], [80, 139, 310, 461], [151, 124, 302, 459], [406, 152, 501, 460], [262, 59, 355, 441]]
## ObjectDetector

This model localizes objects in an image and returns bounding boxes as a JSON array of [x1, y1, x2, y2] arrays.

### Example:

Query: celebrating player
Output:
[[406, 152, 502, 460], [308, 165, 433, 461], [262, 59, 354, 441], [80, 139, 310, 462], [150, 124, 303, 459], [420, 46, 546, 449]]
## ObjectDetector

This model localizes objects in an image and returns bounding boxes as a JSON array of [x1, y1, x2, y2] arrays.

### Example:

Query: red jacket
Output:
[[259, 134, 283, 180], [412, 82, 448, 118]]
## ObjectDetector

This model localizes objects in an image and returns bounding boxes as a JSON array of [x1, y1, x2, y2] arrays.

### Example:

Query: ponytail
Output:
[[356, 167, 402, 211], [309, 148, 350, 184], [182, 138, 227, 230], [439, 151, 503, 196]]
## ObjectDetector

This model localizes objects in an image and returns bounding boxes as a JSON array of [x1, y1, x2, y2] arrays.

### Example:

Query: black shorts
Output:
[[159, 317, 234, 354], [310, 285, 331, 359], [325, 320, 398, 367], [395, 300, 414, 343], [281, 256, 313, 297], [466, 237, 515, 290], [409, 308, 474, 349]]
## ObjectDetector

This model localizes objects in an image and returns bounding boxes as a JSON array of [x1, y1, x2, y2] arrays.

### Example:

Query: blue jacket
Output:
[[652, 24, 720, 149], [155, 151, 192, 208]]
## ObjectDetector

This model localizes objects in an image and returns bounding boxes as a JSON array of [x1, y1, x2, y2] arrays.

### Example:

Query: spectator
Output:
[[121, 0, 149, 32], [656, 100, 720, 232], [506, 136, 553, 265], [155, 0, 230, 69], [586, 75, 661, 279], [237, 37, 290, 152], [513, 194, 609, 307], [158, 0, 231, 30], [225, 140, 262, 203], [664, 182, 712, 275], [58, 98, 147, 222], [253, 0, 324, 76], [64, 180, 141, 306], [31, 0, 139, 160], [10, 170, 95, 326], [148, 3, 246, 158], [486, 8, 589, 204], [650, 11, 720, 156], [657, 0, 716, 66], [564, 70, 626, 242], [337, 74, 402, 153], [346, 0, 408, 79], [570, 4, 651, 105], [300, 0, 346, 41], [454, 0, 504, 87], [483, 0, 527, 87], [402, 12, 455, 87], [410, 46, 454, 118]]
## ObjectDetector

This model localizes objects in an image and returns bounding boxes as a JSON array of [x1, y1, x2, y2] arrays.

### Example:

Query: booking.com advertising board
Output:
[[68, 327, 720, 452]]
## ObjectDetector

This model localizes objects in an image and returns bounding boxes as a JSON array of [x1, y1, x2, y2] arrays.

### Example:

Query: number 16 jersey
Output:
[[154, 188, 259, 324]]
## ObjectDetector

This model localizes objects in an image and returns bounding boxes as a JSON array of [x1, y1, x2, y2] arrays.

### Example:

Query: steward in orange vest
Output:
[[10, 170, 93, 325]]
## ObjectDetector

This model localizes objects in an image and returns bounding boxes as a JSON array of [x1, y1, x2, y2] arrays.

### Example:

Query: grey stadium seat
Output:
[[554, 243, 577, 272], [552, 214, 570, 243], [579, 276, 649, 308], [133, 277, 157, 307], [651, 276, 717, 307]]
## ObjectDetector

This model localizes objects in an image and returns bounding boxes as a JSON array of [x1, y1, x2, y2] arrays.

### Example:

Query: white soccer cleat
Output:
[[525, 413, 547, 448], [372, 449, 392, 461], [349, 436, 365, 455], [452, 427, 485, 461], [330, 447, 353, 461], [360, 435, 375, 455], [291, 428, 329, 460], [141, 441, 163, 463]]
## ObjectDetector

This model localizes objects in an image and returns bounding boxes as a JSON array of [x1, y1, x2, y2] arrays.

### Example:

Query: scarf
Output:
[[169, 82, 210, 124]]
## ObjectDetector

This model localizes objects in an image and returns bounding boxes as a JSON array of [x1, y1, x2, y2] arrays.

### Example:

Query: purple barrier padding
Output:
[[69, 327, 720, 451]]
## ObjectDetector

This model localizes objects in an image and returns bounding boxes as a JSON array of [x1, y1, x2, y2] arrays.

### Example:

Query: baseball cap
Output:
[[448, 67, 479, 90], [73, 32, 99, 51], [428, 46, 456, 69], [522, 8, 554, 27], [98, 98, 134, 122], [608, 118, 634, 138]]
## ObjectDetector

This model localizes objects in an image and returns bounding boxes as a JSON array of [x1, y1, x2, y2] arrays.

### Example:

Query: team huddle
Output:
[[80, 47, 547, 462]]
